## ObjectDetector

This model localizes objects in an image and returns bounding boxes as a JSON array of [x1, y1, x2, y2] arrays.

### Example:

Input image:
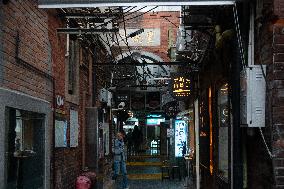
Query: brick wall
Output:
[[115, 11, 180, 62], [272, 21, 284, 188], [0, 0, 53, 102], [250, 1, 284, 187], [48, 9, 95, 189]]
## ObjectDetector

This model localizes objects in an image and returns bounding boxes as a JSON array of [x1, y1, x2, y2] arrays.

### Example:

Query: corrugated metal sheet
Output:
[[38, 0, 236, 8]]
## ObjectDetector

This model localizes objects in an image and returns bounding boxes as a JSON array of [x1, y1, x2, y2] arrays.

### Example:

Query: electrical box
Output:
[[240, 65, 266, 127]]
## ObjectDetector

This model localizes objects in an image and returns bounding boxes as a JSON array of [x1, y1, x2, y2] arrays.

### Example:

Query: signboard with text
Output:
[[118, 28, 160, 47], [170, 74, 192, 100], [175, 120, 188, 157]]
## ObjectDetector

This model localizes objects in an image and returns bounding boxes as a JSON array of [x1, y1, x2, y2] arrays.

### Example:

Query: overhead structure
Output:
[[38, 0, 236, 8]]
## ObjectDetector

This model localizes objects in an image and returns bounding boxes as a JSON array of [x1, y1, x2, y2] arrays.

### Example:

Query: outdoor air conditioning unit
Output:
[[240, 65, 266, 127]]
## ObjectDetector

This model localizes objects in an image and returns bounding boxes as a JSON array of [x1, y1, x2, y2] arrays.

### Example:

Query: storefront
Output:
[[0, 87, 51, 189]]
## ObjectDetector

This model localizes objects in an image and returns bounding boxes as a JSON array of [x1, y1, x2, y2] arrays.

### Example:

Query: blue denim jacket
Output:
[[113, 139, 126, 162]]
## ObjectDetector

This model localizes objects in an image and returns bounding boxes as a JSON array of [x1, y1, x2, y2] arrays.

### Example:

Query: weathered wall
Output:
[[0, 0, 53, 101]]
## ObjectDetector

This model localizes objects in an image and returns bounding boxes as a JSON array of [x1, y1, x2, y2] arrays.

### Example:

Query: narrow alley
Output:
[[1, 0, 284, 189]]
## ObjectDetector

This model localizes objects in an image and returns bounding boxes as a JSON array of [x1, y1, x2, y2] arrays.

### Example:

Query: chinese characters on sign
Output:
[[118, 28, 160, 46], [175, 120, 188, 157], [170, 75, 192, 100]]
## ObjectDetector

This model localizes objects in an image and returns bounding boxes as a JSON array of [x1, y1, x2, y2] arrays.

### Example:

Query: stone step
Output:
[[128, 173, 162, 180], [127, 161, 163, 166]]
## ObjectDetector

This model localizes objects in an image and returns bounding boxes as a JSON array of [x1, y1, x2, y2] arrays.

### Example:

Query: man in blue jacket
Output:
[[113, 131, 129, 189]]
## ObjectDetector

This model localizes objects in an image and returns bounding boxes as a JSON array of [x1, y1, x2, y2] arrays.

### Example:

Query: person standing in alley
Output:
[[126, 129, 133, 156], [132, 125, 141, 155], [113, 131, 129, 189]]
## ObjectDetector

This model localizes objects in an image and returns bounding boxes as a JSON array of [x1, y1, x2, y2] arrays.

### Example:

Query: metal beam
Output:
[[60, 12, 122, 19], [39, 1, 236, 8], [57, 28, 119, 34], [93, 61, 197, 66]]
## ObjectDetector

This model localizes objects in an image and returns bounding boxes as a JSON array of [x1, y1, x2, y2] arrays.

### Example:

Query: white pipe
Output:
[[65, 19, 70, 57], [248, 3, 254, 66], [194, 99, 200, 189], [39, 1, 235, 8]]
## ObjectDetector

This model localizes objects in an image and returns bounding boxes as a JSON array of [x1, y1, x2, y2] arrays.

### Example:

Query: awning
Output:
[[38, 0, 236, 8]]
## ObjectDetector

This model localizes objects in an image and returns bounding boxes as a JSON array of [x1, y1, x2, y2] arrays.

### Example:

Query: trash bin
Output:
[[76, 176, 91, 189]]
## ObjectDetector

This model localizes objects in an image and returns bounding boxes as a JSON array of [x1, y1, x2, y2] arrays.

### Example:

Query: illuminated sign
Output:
[[170, 75, 192, 100], [175, 120, 188, 157]]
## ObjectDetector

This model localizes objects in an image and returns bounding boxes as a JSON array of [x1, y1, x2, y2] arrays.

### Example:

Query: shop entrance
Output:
[[5, 108, 45, 189]]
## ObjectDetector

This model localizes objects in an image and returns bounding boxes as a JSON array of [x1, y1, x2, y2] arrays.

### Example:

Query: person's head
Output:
[[134, 125, 138, 131], [117, 132, 123, 140]]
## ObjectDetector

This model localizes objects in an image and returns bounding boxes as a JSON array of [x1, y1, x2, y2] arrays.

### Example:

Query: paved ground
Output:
[[113, 151, 193, 189], [115, 179, 187, 189]]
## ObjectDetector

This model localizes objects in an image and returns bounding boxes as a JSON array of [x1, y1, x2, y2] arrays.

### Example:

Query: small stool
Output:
[[171, 166, 181, 180], [161, 165, 171, 180]]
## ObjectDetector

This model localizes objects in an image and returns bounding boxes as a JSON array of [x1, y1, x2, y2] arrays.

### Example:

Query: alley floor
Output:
[[115, 179, 186, 189], [113, 151, 194, 189]]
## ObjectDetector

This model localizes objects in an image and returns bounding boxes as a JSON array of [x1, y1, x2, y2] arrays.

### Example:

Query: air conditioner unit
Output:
[[240, 65, 266, 127]]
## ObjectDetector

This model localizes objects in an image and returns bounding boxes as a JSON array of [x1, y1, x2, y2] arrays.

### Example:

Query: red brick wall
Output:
[[250, 1, 284, 187], [48, 9, 95, 189], [274, 0, 284, 18], [0, 0, 52, 101], [271, 20, 284, 188]]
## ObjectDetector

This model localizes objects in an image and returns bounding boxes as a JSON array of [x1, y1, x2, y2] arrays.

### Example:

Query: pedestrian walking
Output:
[[112, 131, 129, 189]]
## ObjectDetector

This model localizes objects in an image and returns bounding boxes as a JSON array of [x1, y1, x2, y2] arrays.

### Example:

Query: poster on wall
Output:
[[175, 120, 188, 157], [70, 109, 79, 147], [55, 120, 67, 147]]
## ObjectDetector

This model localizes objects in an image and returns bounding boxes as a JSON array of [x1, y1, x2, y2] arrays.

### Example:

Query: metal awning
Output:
[[38, 0, 236, 8]]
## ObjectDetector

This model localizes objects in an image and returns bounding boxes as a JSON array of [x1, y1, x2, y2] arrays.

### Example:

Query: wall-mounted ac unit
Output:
[[240, 65, 266, 127]]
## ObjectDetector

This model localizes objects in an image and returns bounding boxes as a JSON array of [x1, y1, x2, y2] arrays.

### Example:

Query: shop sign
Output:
[[175, 119, 188, 157], [55, 95, 65, 114], [170, 75, 192, 100], [118, 28, 160, 47]]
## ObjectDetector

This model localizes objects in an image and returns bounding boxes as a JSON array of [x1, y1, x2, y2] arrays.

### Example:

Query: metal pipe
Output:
[[93, 61, 197, 66], [57, 28, 119, 34]]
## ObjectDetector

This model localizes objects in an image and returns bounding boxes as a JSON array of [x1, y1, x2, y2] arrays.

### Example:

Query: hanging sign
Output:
[[169, 74, 192, 100]]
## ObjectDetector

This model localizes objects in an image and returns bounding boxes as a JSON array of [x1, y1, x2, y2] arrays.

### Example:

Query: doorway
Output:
[[5, 108, 45, 189]]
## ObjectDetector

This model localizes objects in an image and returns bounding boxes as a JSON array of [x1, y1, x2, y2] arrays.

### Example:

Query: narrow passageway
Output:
[[2, 1, 281, 189]]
